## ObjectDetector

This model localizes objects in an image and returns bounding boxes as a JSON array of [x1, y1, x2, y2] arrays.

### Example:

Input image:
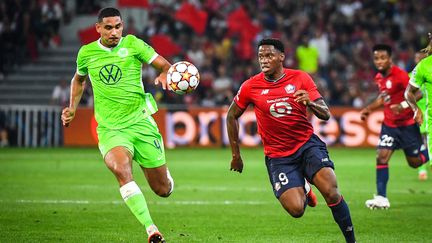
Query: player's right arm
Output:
[[150, 55, 171, 90], [405, 83, 422, 124], [405, 63, 425, 125], [226, 102, 246, 173], [61, 73, 87, 126], [133, 35, 171, 90], [360, 93, 384, 121]]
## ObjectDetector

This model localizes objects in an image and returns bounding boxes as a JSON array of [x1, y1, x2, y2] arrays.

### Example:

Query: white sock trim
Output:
[[167, 169, 174, 195], [119, 181, 142, 201]]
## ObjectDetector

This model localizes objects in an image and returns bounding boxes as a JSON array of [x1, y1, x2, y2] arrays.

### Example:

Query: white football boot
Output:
[[365, 195, 390, 209]]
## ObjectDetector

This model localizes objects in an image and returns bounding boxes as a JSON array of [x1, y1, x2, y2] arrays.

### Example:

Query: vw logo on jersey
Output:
[[118, 48, 128, 58], [270, 102, 292, 117], [285, 84, 296, 94], [99, 64, 122, 85]]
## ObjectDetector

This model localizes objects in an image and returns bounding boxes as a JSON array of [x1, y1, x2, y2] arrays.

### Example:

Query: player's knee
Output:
[[285, 206, 305, 218], [317, 184, 340, 204], [109, 167, 132, 185], [407, 160, 421, 168], [153, 184, 171, 198], [280, 201, 305, 218], [324, 191, 341, 205]]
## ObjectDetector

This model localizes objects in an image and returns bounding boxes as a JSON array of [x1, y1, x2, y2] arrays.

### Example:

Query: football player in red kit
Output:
[[360, 44, 428, 209], [226, 38, 355, 243]]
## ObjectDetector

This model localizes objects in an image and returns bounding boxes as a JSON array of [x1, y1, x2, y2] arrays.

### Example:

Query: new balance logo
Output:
[[274, 182, 281, 191], [261, 89, 269, 95]]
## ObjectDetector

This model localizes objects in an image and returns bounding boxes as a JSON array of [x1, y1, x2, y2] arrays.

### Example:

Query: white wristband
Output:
[[400, 101, 409, 109]]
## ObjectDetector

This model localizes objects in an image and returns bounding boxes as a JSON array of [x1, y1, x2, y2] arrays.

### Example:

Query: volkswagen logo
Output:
[[99, 64, 122, 85]]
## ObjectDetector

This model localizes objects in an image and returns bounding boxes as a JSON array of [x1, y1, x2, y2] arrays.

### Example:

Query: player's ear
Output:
[[279, 52, 285, 62], [95, 22, 101, 34]]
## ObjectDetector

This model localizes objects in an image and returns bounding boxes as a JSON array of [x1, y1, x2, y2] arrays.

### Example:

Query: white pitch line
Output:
[[0, 199, 427, 207], [0, 199, 273, 206]]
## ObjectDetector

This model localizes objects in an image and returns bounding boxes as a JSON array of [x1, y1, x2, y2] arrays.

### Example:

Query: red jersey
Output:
[[374, 66, 415, 127], [234, 69, 322, 158]]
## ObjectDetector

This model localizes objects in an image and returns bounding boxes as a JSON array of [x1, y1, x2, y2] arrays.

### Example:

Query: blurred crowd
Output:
[[3, 0, 432, 108], [138, 0, 432, 108], [0, 0, 67, 79]]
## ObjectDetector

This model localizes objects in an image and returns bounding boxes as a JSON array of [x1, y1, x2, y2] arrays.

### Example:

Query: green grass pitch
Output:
[[1, 147, 431, 242]]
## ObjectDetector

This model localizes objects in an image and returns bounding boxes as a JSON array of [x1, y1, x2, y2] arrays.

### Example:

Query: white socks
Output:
[[119, 181, 142, 200]]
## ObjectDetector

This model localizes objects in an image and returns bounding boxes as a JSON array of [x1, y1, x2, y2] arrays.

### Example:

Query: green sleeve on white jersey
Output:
[[76, 46, 88, 76], [130, 35, 158, 64]]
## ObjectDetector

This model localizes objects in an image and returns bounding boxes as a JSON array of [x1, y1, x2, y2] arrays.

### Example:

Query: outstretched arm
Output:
[[61, 73, 87, 126], [226, 102, 246, 173], [150, 55, 171, 90], [294, 90, 330, 120], [405, 83, 423, 124], [360, 94, 384, 121]]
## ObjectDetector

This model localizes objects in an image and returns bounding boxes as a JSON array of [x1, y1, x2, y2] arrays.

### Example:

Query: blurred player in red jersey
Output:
[[360, 44, 428, 209], [227, 38, 356, 243]]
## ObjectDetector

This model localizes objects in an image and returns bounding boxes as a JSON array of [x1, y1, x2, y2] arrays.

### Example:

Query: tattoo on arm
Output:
[[307, 98, 330, 121], [404, 84, 420, 111]]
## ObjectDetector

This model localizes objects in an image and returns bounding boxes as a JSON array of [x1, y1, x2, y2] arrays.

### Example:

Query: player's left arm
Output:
[[294, 90, 330, 120], [150, 55, 171, 90]]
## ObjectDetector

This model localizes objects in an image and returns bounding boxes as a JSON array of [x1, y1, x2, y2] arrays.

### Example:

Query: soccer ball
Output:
[[167, 61, 200, 95]]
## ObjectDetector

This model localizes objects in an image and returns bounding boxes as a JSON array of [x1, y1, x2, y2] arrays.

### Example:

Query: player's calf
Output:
[[145, 167, 175, 197], [153, 169, 174, 197], [328, 196, 356, 243], [152, 184, 171, 197]]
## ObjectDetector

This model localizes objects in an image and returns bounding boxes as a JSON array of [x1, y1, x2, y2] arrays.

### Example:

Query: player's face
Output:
[[96, 16, 123, 47], [258, 45, 284, 75], [373, 50, 392, 73]]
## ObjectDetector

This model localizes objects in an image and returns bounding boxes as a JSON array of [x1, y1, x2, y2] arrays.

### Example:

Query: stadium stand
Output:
[[0, 0, 431, 107]]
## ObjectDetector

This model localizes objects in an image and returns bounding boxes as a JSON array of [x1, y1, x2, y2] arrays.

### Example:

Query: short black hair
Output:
[[372, 44, 392, 56], [98, 7, 122, 23], [258, 38, 284, 53]]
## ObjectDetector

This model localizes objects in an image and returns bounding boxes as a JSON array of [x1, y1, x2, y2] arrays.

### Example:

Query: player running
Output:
[[406, 35, 432, 182], [61, 7, 172, 243], [360, 44, 429, 209], [227, 38, 356, 243], [410, 50, 430, 180]]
